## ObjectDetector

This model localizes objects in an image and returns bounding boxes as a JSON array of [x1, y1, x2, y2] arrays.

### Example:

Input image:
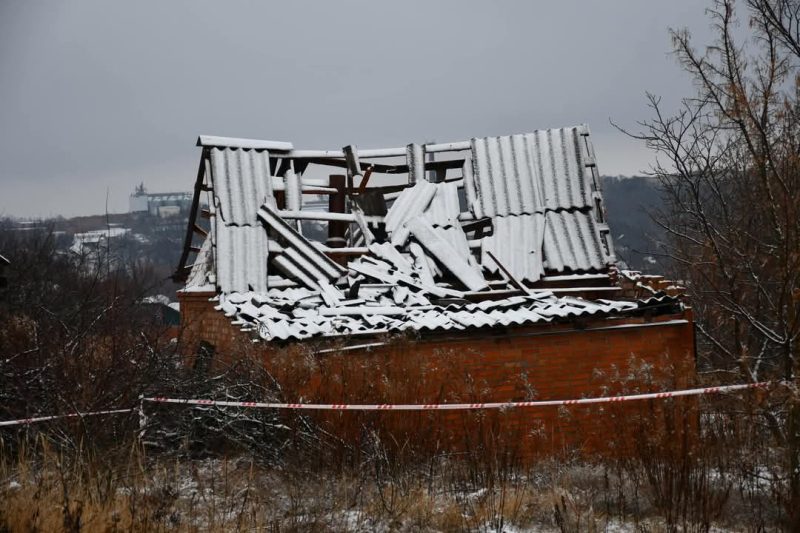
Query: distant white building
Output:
[[129, 183, 192, 217], [70, 226, 131, 255]]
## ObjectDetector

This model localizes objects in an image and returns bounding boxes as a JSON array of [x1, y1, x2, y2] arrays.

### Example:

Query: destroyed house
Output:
[[175, 125, 695, 453]]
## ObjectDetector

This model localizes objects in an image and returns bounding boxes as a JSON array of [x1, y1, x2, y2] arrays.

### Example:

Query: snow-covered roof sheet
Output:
[[178, 125, 639, 341], [220, 289, 648, 341]]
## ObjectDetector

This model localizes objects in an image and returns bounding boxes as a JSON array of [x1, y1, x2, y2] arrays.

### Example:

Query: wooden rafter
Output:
[[172, 149, 208, 282]]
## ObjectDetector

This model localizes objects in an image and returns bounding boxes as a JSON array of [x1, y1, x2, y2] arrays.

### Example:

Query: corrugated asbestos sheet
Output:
[[467, 135, 544, 218], [204, 146, 276, 293], [214, 224, 269, 293], [423, 181, 461, 228], [464, 125, 613, 276], [208, 147, 273, 225], [466, 127, 594, 218], [406, 217, 486, 291], [385, 181, 437, 245], [258, 202, 343, 290], [185, 235, 213, 289], [542, 210, 608, 272], [480, 214, 546, 282]]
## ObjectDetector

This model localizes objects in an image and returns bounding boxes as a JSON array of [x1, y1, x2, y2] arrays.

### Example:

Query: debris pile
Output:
[[176, 126, 682, 341]]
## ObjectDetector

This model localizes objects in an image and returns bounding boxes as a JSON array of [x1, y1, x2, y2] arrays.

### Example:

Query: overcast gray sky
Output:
[[0, 1, 714, 218]]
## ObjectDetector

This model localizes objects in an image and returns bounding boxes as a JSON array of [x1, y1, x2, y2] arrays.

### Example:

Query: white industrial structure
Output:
[[129, 183, 192, 217]]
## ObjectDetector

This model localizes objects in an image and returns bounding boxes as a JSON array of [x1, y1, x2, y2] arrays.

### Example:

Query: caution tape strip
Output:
[[143, 381, 774, 411], [0, 408, 135, 428], [0, 382, 778, 427]]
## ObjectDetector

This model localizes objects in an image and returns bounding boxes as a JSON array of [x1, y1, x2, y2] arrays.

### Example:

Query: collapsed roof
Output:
[[176, 125, 675, 341]]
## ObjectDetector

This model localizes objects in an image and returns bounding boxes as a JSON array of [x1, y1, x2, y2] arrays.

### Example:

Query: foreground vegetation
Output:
[[0, 386, 791, 532]]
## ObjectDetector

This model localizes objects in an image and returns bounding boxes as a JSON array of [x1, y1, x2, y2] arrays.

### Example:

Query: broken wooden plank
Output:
[[485, 250, 531, 295], [406, 143, 424, 184], [278, 210, 383, 224], [357, 165, 374, 193], [343, 145, 361, 179]]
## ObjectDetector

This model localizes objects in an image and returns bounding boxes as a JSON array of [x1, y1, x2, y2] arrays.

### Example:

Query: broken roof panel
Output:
[[258, 202, 344, 290], [385, 181, 437, 245], [406, 217, 487, 292], [480, 213, 546, 283], [185, 233, 213, 289], [423, 181, 461, 228]]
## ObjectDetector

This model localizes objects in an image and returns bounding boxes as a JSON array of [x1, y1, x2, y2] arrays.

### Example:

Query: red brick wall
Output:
[[178, 291, 696, 458], [177, 291, 243, 362]]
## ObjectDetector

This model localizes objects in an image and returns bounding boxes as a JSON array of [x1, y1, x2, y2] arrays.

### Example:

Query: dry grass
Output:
[[0, 448, 599, 532], [0, 399, 791, 533]]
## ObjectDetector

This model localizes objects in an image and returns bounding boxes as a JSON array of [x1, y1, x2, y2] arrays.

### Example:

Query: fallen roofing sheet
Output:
[[423, 181, 461, 228], [405, 216, 486, 291], [258, 202, 344, 290], [385, 180, 438, 246]]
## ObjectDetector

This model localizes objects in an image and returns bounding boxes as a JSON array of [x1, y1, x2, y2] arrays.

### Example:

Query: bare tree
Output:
[[620, 0, 800, 519]]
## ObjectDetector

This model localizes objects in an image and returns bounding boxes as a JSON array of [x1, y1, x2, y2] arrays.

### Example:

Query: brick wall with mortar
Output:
[[177, 291, 696, 458]]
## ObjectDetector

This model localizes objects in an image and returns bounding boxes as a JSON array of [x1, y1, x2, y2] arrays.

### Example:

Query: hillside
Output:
[[599, 175, 665, 272]]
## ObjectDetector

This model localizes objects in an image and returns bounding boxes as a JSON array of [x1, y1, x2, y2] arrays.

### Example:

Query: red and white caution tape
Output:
[[0, 408, 135, 428], [143, 381, 774, 412], [0, 382, 778, 427]]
